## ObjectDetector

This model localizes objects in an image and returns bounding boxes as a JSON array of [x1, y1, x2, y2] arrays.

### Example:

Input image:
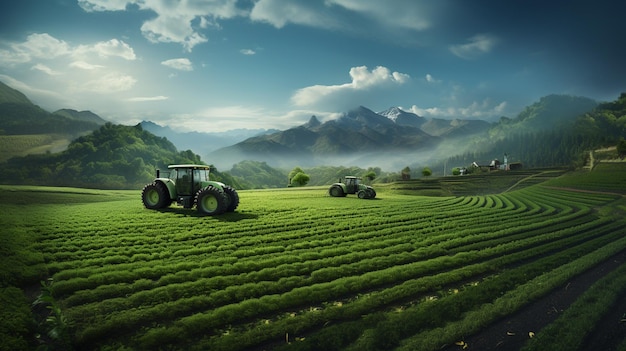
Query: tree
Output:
[[422, 167, 432, 177], [401, 166, 411, 180], [617, 137, 626, 159], [288, 166, 310, 187], [364, 170, 376, 183], [291, 172, 310, 186], [288, 167, 305, 185]]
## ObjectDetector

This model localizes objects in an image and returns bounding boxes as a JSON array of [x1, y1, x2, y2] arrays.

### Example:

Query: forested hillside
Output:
[[0, 123, 241, 189], [229, 160, 288, 188], [0, 82, 103, 135], [448, 93, 626, 169], [488, 94, 598, 138], [0, 81, 106, 162], [0, 81, 31, 104]]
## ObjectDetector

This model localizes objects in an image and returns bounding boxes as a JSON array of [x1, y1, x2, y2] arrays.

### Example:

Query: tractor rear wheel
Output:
[[142, 182, 170, 209], [329, 185, 345, 197], [223, 186, 240, 212], [196, 186, 227, 215]]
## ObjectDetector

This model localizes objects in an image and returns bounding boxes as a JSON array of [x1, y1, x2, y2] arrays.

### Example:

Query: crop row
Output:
[[129, 218, 623, 351], [48, 189, 579, 302], [23, 183, 623, 350], [59, 198, 620, 350]]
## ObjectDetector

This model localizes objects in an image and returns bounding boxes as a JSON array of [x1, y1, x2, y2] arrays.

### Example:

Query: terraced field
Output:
[[1, 164, 625, 350]]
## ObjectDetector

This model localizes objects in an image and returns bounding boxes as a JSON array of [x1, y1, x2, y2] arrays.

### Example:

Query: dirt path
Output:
[[502, 171, 558, 193], [441, 250, 626, 351]]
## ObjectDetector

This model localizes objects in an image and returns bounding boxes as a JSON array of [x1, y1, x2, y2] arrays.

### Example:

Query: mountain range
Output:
[[0, 78, 608, 176], [0, 81, 107, 137], [208, 106, 493, 169], [139, 120, 277, 156]]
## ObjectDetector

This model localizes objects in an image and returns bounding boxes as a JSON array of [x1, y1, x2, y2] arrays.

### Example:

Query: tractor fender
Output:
[[154, 178, 176, 200], [202, 180, 225, 192], [330, 182, 347, 192]]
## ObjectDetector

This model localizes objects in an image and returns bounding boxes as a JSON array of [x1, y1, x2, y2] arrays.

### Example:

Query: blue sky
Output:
[[0, 0, 624, 132]]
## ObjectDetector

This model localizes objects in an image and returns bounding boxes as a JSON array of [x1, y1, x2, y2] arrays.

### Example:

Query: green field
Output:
[[0, 134, 71, 161], [2, 164, 626, 350]]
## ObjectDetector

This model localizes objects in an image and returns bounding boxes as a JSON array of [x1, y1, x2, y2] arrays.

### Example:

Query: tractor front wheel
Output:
[[196, 186, 227, 215], [142, 182, 170, 209], [357, 190, 367, 199], [223, 185, 240, 212], [367, 188, 376, 199], [329, 185, 345, 197]]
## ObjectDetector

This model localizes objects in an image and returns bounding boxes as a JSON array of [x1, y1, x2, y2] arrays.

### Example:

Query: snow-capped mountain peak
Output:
[[378, 106, 405, 122], [379, 107, 426, 128]]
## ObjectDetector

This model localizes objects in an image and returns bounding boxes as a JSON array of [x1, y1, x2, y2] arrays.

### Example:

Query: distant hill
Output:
[[0, 81, 108, 160], [229, 160, 288, 188], [446, 94, 623, 171], [488, 94, 598, 139], [53, 109, 107, 125], [0, 81, 105, 135], [0, 123, 241, 189], [0, 81, 31, 104], [140, 120, 277, 156]]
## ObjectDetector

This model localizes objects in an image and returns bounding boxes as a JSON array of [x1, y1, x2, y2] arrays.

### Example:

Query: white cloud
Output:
[[78, 0, 130, 12], [326, 0, 431, 31], [425, 73, 441, 83], [292, 65, 410, 107], [0, 34, 135, 67], [79, 0, 246, 52], [31, 64, 61, 76], [141, 14, 209, 52], [168, 105, 273, 132], [77, 1, 434, 51], [0, 33, 70, 65], [127, 96, 169, 102], [250, 0, 340, 29], [70, 61, 104, 70], [81, 73, 137, 93], [90, 39, 136, 60], [160, 106, 340, 133], [410, 99, 507, 118], [450, 34, 498, 59], [161, 58, 193, 71], [250, 0, 431, 32], [240, 49, 256, 55]]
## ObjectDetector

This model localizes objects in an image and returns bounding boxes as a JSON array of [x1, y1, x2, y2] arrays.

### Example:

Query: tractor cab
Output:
[[170, 166, 210, 196], [343, 176, 360, 194]]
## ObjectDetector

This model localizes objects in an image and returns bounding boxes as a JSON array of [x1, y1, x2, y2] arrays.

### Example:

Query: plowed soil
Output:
[[442, 250, 626, 351]]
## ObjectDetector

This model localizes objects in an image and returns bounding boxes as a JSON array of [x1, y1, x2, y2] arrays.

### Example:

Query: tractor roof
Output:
[[168, 164, 211, 170], [344, 176, 361, 179]]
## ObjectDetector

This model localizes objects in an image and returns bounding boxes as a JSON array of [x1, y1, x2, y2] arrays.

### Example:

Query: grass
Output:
[[1, 165, 625, 350]]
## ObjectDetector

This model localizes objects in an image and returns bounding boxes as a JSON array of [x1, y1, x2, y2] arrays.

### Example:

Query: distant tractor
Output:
[[328, 176, 376, 199], [141, 164, 239, 215]]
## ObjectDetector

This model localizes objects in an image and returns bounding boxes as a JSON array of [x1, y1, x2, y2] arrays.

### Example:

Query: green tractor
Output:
[[328, 176, 376, 199], [141, 164, 239, 215]]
